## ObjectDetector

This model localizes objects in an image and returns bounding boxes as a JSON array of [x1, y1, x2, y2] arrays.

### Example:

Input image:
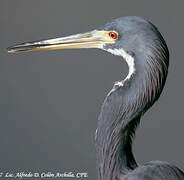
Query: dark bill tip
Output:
[[6, 42, 50, 53]]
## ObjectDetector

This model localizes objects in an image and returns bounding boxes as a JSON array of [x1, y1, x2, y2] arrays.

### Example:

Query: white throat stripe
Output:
[[103, 48, 135, 82]]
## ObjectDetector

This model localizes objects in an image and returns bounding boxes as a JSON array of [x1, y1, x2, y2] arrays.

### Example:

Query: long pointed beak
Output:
[[7, 30, 116, 53]]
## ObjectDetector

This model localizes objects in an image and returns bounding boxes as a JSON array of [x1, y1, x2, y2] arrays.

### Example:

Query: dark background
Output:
[[0, 0, 183, 179]]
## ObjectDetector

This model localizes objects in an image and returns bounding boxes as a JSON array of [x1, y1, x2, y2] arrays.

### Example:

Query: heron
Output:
[[7, 16, 184, 180]]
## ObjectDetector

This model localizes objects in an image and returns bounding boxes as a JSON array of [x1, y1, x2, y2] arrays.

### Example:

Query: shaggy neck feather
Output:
[[96, 46, 168, 180]]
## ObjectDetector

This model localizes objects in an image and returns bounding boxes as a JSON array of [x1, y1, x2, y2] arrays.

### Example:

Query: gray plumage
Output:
[[95, 17, 184, 180]]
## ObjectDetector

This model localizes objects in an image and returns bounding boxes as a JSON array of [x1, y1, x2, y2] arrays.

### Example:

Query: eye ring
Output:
[[109, 32, 118, 40]]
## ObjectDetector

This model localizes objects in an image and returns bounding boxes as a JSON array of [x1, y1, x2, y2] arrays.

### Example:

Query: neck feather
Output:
[[96, 44, 169, 180]]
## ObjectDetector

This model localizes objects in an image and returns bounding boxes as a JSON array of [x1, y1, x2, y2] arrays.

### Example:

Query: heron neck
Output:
[[95, 79, 141, 180], [95, 53, 168, 180]]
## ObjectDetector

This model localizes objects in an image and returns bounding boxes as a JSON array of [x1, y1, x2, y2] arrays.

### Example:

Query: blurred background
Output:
[[0, 0, 183, 179]]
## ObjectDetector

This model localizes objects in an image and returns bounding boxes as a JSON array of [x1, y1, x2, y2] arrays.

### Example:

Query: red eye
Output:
[[109, 32, 118, 39]]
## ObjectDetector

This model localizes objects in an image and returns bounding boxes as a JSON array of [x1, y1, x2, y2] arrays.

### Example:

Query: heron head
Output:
[[7, 16, 169, 73]]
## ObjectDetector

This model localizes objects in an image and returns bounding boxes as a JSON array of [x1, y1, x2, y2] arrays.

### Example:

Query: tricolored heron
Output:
[[7, 16, 184, 180]]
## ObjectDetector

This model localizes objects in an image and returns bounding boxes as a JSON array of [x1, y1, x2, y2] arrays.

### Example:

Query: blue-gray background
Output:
[[0, 0, 183, 179]]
